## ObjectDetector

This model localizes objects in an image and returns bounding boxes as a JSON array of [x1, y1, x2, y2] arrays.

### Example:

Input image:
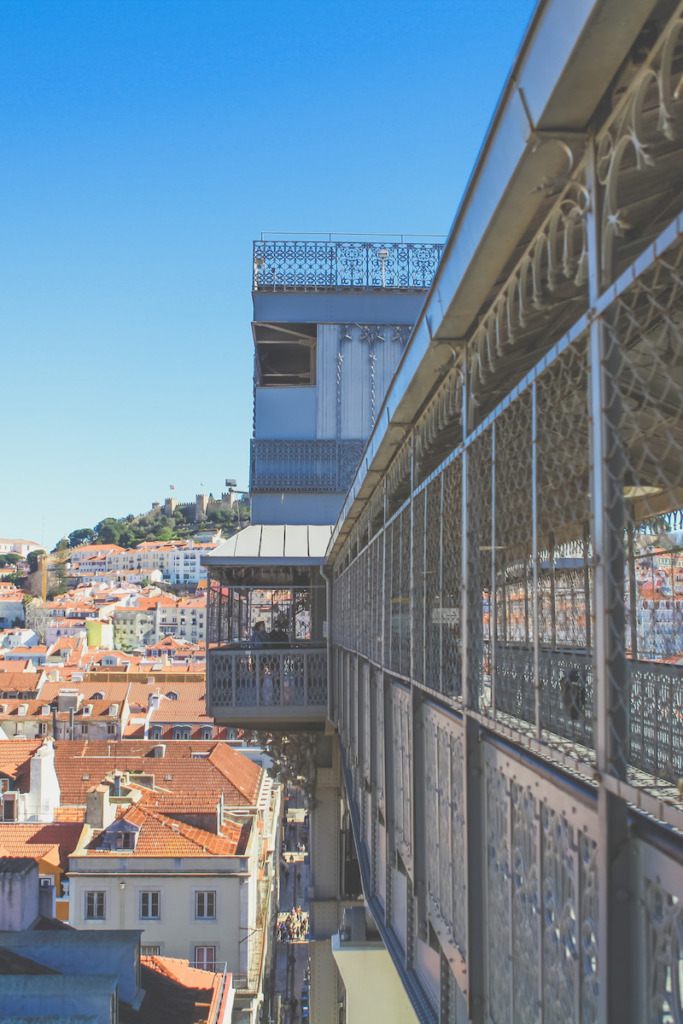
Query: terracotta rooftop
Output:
[[0, 822, 85, 871], [52, 740, 261, 807], [82, 803, 250, 858], [127, 681, 206, 705], [39, 681, 130, 704], [148, 700, 212, 724], [0, 672, 42, 691], [0, 739, 41, 782], [141, 955, 224, 994], [139, 790, 219, 815]]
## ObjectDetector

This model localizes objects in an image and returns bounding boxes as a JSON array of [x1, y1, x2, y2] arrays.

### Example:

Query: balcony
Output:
[[206, 645, 328, 729], [253, 238, 444, 292], [250, 438, 366, 493]]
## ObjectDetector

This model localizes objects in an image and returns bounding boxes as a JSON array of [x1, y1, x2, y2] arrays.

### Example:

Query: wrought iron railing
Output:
[[252, 239, 444, 291], [207, 646, 327, 717], [250, 438, 365, 493]]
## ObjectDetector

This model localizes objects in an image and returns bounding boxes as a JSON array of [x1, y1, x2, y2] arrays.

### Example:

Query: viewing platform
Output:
[[252, 234, 444, 292], [203, 524, 330, 731], [206, 645, 327, 729]]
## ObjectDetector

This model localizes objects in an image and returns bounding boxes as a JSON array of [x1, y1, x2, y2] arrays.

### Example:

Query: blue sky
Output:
[[2, 0, 536, 549]]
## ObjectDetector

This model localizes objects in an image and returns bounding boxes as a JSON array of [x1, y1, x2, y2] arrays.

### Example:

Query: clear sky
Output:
[[2, 0, 536, 550]]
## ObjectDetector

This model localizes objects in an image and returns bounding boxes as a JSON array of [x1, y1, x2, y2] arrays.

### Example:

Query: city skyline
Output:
[[1, 0, 536, 548]]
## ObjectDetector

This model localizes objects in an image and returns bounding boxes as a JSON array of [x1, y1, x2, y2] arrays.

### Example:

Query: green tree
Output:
[[68, 527, 96, 547], [27, 550, 46, 574], [54, 556, 69, 594], [95, 518, 122, 545], [0, 553, 21, 567]]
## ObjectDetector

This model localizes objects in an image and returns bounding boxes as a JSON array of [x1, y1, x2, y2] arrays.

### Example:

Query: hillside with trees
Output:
[[65, 500, 250, 550]]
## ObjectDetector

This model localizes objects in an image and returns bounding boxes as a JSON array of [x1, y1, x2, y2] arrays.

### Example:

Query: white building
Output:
[[154, 597, 206, 644], [167, 544, 210, 585], [0, 538, 43, 557], [0, 588, 25, 629]]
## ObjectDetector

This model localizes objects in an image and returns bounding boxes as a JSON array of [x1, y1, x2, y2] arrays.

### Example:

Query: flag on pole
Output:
[[170, 485, 175, 491]]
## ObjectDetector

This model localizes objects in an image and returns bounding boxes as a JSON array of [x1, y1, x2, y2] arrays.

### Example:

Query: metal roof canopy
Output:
[[201, 524, 333, 567]]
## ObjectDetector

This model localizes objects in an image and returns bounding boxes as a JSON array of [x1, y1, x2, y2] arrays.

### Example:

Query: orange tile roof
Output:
[[0, 738, 41, 779], [0, 822, 85, 870], [139, 790, 219, 815], [0, 672, 42, 691], [72, 545, 125, 554], [0, 699, 50, 718], [208, 743, 261, 803], [146, 636, 189, 650], [83, 802, 250, 857], [54, 806, 86, 822], [127, 681, 205, 705], [53, 740, 261, 808], [39, 680, 130, 704], [141, 955, 221, 991], [149, 700, 211, 724]]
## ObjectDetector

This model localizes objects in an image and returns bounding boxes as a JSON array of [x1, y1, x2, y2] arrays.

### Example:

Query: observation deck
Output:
[[203, 524, 330, 730], [252, 235, 444, 292]]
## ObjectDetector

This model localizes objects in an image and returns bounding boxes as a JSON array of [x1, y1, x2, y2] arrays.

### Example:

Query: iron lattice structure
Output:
[[250, 438, 366, 493], [252, 239, 444, 291], [329, 8, 683, 1022]]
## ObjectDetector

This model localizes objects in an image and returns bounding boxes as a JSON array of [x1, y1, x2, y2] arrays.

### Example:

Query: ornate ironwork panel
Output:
[[425, 475, 443, 692], [467, 429, 493, 710], [442, 459, 462, 698], [398, 506, 411, 678], [250, 438, 366, 493], [207, 648, 327, 712], [423, 704, 466, 958], [539, 648, 594, 750], [372, 668, 385, 818], [629, 660, 683, 783], [253, 239, 444, 291], [484, 743, 600, 1024], [485, 750, 512, 1023], [370, 533, 383, 665], [412, 488, 425, 685], [384, 519, 395, 672], [391, 680, 413, 867], [639, 838, 683, 1024]]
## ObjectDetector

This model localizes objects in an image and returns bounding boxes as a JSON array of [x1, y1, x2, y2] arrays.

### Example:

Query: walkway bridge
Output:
[[206, 2, 683, 1021], [326, 2, 683, 1020]]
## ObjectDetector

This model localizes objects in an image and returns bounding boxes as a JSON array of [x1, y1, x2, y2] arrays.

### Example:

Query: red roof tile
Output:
[[208, 743, 261, 804], [141, 955, 221, 991], [0, 821, 85, 870], [83, 802, 250, 857], [52, 740, 261, 808]]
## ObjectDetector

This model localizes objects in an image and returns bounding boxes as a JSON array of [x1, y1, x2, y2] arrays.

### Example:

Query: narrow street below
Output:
[[272, 789, 310, 1024]]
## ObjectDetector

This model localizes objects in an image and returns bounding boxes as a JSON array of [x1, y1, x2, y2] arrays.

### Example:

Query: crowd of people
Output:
[[277, 906, 309, 943]]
